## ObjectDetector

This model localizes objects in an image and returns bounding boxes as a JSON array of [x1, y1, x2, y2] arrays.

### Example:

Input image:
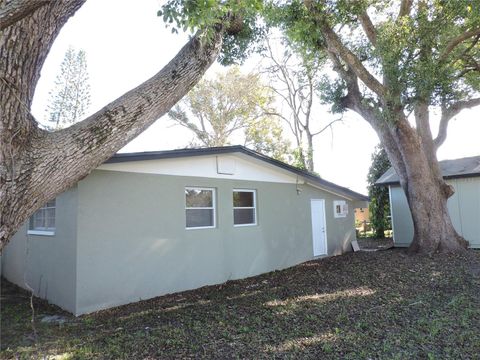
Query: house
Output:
[[2, 146, 368, 315], [354, 207, 370, 224], [376, 155, 480, 248]]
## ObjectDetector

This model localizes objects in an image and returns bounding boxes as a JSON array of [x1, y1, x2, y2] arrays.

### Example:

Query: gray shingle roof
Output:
[[106, 145, 369, 201], [376, 155, 480, 185]]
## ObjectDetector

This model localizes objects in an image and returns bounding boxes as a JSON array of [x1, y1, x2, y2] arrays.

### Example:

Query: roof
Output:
[[106, 145, 369, 201], [376, 155, 480, 186]]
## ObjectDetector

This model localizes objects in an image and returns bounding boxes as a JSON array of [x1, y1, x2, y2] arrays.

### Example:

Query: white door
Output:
[[311, 199, 327, 256]]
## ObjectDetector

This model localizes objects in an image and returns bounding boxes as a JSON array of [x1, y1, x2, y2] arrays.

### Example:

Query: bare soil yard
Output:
[[2, 249, 480, 359]]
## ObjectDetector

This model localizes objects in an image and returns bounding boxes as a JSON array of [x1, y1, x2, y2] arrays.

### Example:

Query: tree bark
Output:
[[339, 71, 467, 253], [305, 131, 314, 172], [0, 2, 225, 250], [375, 113, 468, 253]]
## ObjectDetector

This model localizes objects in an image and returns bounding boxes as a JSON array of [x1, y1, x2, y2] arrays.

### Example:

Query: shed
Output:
[[2, 146, 368, 315], [376, 155, 480, 248]]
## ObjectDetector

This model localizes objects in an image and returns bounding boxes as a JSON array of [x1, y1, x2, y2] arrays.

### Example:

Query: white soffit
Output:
[[97, 154, 298, 184], [305, 181, 354, 201]]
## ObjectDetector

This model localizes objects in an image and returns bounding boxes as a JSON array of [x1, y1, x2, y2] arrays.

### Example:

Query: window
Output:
[[233, 189, 257, 226], [28, 199, 56, 235], [333, 200, 348, 218], [185, 187, 216, 229]]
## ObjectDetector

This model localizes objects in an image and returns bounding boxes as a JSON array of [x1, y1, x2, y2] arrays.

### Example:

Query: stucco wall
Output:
[[1, 187, 78, 313], [75, 170, 356, 315], [389, 178, 480, 248]]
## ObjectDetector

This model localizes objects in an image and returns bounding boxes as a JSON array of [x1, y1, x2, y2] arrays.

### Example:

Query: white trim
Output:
[[388, 185, 396, 244], [304, 181, 355, 201], [27, 230, 55, 236], [185, 225, 216, 230], [233, 189, 257, 227], [185, 187, 216, 229], [233, 223, 257, 228], [99, 154, 297, 184]]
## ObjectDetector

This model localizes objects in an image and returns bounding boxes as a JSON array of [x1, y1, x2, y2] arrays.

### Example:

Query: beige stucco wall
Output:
[[74, 170, 357, 315], [1, 187, 78, 313], [389, 178, 480, 248]]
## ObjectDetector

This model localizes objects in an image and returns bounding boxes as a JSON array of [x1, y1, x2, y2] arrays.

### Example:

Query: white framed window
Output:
[[333, 200, 348, 218], [28, 199, 56, 236], [185, 187, 216, 229], [233, 189, 257, 226]]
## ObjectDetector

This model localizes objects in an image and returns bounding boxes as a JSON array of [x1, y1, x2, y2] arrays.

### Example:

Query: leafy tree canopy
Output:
[[265, 0, 480, 116], [160, 0, 480, 115], [168, 67, 292, 161], [158, 0, 265, 65]]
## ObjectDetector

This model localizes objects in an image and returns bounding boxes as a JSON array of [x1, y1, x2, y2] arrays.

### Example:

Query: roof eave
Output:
[[105, 145, 369, 201]]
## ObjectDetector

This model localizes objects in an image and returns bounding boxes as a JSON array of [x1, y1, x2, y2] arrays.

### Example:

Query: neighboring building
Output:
[[2, 146, 368, 315], [376, 155, 480, 248], [354, 207, 370, 223], [354, 207, 370, 234]]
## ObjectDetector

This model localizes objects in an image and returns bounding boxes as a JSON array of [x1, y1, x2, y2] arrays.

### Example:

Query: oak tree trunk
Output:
[[0, 2, 225, 251], [380, 114, 468, 254], [343, 83, 468, 253]]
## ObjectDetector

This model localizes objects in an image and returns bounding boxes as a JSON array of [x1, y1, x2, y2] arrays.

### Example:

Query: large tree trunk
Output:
[[343, 81, 468, 253], [381, 114, 468, 253], [0, 2, 225, 251]]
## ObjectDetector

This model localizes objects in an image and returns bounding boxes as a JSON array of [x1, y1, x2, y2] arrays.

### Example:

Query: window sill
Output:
[[27, 230, 55, 236], [185, 226, 216, 230], [233, 223, 257, 228]]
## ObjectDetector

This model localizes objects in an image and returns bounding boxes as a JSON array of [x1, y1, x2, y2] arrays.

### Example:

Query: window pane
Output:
[[234, 209, 255, 225], [186, 209, 214, 228], [34, 212, 44, 228], [29, 199, 56, 232], [46, 208, 56, 229], [233, 191, 254, 207], [186, 189, 213, 207]]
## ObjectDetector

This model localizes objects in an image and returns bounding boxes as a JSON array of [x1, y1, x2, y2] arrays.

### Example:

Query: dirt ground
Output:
[[2, 248, 480, 359]]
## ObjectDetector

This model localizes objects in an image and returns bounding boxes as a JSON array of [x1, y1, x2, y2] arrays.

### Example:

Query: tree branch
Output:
[[439, 28, 480, 62], [0, 0, 49, 31], [397, 0, 413, 19], [434, 97, 480, 148], [358, 12, 377, 46], [311, 118, 342, 136], [317, 17, 386, 98], [30, 28, 225, 205]]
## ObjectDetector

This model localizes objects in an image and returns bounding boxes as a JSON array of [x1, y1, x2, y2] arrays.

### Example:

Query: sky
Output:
[[32, 0, 480, 194]]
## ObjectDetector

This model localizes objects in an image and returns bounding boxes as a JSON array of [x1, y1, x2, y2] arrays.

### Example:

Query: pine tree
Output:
[[45, 47, 91, 130]]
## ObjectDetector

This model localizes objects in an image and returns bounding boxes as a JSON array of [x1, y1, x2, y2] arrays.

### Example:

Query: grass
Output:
[[2, 249, 480, 359]]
